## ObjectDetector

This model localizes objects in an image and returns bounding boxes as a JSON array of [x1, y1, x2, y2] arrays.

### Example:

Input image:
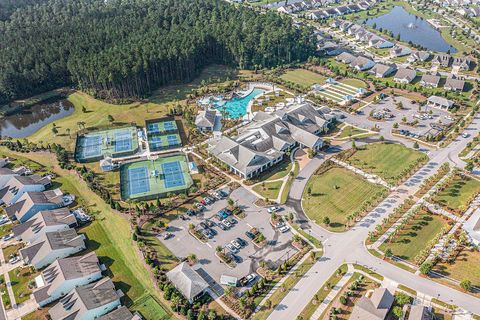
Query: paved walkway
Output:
[[330, 158, 392, 189], [310, 264, 354, 320]]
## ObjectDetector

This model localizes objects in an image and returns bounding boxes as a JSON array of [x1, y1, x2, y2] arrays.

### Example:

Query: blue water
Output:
[[215, 88, 265, 119], [362, 6, 457, 53]]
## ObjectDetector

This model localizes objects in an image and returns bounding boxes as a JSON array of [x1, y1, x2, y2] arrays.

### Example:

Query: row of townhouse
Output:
[[207, 101, 336, 179], [0, 165, 139, 320], [306, 1, 373, 19], [277, 0, 340, 14], [335, 52, 467, 92], [431, 53, 473, 71], [331, 20, 395, 49]]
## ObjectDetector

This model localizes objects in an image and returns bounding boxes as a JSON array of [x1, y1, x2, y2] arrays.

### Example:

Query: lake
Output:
[[0, 99, 74, 138], [362, 6, 457, 53]]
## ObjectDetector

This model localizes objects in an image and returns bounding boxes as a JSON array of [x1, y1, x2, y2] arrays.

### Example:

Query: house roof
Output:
[[445, 77, 465, 90], [13, 208, 76, 240], [33, 252, 101, 304], [49, 278, 121, 320], [0, 174, 50, 204], [166, 262, 209, 301], [195, 110, 217, 127], [350, 288, 394, 320], [350, 56, 374, 69], [370, 63, 396, 76], [411, 51, 431, 61], [20, 228, 85, 267], [408, 305, 432, 320], [97, 306, 140, 320], [394, 68, 417, 82], [420, 74, 441, 86], [6, 190, 65, 221], [336, 52, 356, 63], [427, 95, 454, 108]]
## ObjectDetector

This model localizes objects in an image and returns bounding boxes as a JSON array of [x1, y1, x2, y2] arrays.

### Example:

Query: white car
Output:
[[267, 206, 280, 214], [9, 256, 20, 264], [2, 233, 14, 241], [226, 243, 239, 254], [231, 240, 241, 250], [462, 133, 469, 138], [245, 273, 256, 284], [279, 226, 290, 233]]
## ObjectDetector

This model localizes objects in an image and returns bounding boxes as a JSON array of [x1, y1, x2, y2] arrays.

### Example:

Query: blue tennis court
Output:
[[114, 131, 132, 152], [147, 123, 160, 133], [162, 161, 185, 189], [150, 136, 163, 149], [82, 136, 102, 157], [128, 167, 150, 195], [167, 135, 179, 146], [164, 121, 176, 131]]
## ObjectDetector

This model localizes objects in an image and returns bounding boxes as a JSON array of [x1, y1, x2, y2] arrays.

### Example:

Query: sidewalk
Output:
[[330, 158, 392, 189], [311, 264, 354, 320]]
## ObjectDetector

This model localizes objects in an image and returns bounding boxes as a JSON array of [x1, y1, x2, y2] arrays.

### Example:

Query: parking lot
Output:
[[159, 187, 295, 293], [360, 96, 453, 139]]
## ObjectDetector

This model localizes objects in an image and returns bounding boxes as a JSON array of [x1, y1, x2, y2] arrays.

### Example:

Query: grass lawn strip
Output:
[[433, 249, 480, 288], [252, 252, 320, 320], [379, 210, 451, 263], [298, 264, 348, 320], [346, 143, 427, 185], [252, 180, 283, 200], [280, 69, 326, 87], [2, 243, 23, 261], [280, 161, 299, 204], [303, 167, 386, 231], [432, 173, 480, 213], [130, 294, 170, 320], [8, 266, 38, 305], [0, 274, 11, 310], [0, 149, 172, 315], [337, 126, 368, 139]]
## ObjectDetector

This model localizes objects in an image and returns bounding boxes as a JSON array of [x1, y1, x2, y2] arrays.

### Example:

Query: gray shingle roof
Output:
[[195, 110, 217, 127], [350, 288, 394, 320], [7, 190, 65, 222], [97, 306, 140, 320], [445, 77, 465, 90], [394, 68, 417, 82], [13, 208, 77, 241], [166, 262, 209, 302]]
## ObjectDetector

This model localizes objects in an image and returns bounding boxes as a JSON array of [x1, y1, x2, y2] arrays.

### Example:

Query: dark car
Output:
[[227, 217, 237, 224], [186, 209, 196, 216], [205, 219, 215, 227], [200, 222, 208, 229], [218, 223, 228, 231], [245, 231, 255, 240], [236, 237, 247, 247], [180, 215, 189, 221]]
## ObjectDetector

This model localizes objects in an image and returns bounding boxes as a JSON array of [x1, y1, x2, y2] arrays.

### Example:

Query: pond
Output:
[[0, 99, 74, 138], [361, 6, 457, 53]]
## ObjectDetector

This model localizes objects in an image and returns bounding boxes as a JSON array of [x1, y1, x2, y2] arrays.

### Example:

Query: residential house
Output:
[[335, 5, 351, 15], [0, 158, 9, 168], [357, 1, 371, 9], [444, 77, 465, 91], [350, 56, 375, 71], [208, 102, 332, 179], [336, 52, 356, 64], [195, 110, 218, 132], [5, 190, 66, 223], [308, 10, 328, 19], [0, 168, 18, 189], [98, 306, 141, 320], [166, 262, 209, 304], [420, 74, 441, 88], [427, 95, 455, 110], [0, 174, 51, 205], [369, 36, 394, 49], [390, 45, 412, 57], [393, 68, 417, 84], [323, 7, 340, 18], [350, 288, 394, 320], [48, 277, 123, 320], [408, 305, 433, 320], [369, 63, 397, 78], [408, 51, 431, 63], [13, 208, 77, 243], [19, 228, 86, 269], [33, 252, 103, 307], [318, 41, 344, 56], [452, 57, 473, 71], [463, 207, 480, 245], [432, 54, 451, 67]]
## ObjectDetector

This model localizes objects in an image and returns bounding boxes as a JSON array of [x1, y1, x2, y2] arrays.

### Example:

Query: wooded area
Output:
[[0, 0, 316, 103]]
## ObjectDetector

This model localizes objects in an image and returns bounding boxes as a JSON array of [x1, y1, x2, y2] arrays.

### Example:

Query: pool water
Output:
[[215, 88, 265, 119]]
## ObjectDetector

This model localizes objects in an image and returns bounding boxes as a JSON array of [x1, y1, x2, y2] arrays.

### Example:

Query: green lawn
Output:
[[280, 69, 326, 88], [142, 222, 178, 271], [379, 212, 449, 263], [346, 143, 427, 185], [254, 161, 292, 182], [434, 249, 480, 288], [336, 126, 368, 139], [253, 180, 283, 200], [280, 161, 299, 204], [339, 78, 368, 89], [130, 294, 170, 320], [0, 224, 13, 238], [303, 167, 386, 232], [0, 274, 11, 310], [2, 243, 23, 260], [432, 174, 480, 212], [8, 266, 38, 305]]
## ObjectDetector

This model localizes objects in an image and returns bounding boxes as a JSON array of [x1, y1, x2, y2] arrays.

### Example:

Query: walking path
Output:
[[330, 158, 393, 189], [310, 264, 354, 320]]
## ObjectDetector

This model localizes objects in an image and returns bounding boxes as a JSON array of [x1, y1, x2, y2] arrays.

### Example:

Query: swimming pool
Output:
[[215, 88, 265, 119]]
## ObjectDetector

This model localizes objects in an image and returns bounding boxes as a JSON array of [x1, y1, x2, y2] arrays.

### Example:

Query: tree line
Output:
[[0, 0, 316, 103]]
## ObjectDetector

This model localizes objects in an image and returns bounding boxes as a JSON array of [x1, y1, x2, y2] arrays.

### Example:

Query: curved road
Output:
[[267, 113, 480, 319]]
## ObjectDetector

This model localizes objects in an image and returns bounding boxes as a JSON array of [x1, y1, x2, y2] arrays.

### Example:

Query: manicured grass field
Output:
[[379, 211, 450, 262], [253, 180, 283, 200], [8, 266, 38, 305], [0, 224, 13, 238], [0, 274, 11, 310], [303, 167, 386, 231], [336, 125, 368, 139], [280, 69, 326, 87], [130, 294, 171, 320], [433, 249, 480, 287], [346, 143, 427, 185], [339, 78, 368, 89], [432, 174, 480, 212]]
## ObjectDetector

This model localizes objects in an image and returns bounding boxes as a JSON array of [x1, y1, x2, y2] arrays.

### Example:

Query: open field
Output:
[[280, 69, 326, 88], [433, 249, 480, 288], [346, 143, 427, 185], [130, 294, 170, 320], [253, 180, 283, 200], [339, 78, 368, 89], [303, 167, 386, 231], [336, 125, 369, 139], [0, 148, 171, 317], [379, 211, 450, 263], [432, 174, 480, 212]]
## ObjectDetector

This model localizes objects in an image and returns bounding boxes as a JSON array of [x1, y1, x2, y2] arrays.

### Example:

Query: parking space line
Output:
[[206, 243, 212, 248], [246, 223, 253, 229]]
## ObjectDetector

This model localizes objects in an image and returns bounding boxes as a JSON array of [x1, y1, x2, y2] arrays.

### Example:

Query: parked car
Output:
[[202, 229, 213, 239], [164, 232, 174, 240], [9, 256, 20, 264], [205, 219, 215, 227], [245, 273, 256, 284], [279, 226, 290, 233], [218, 223, 228, 231], [186, 209, 196, 216], [223, 220, 232, 228], [180, 215, 189, 221], [200, 222, 208, 229], [245, 231, 255, 240], [275, 221, 285, 229], [2, 233, 14, 241], [226, 243, 239, 254], [236, 237, 247, 247], [231, 239, 242, 250], [267, 206, 280, 213], [227, 217, 237, 225], [462, 133, 469, 138]]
